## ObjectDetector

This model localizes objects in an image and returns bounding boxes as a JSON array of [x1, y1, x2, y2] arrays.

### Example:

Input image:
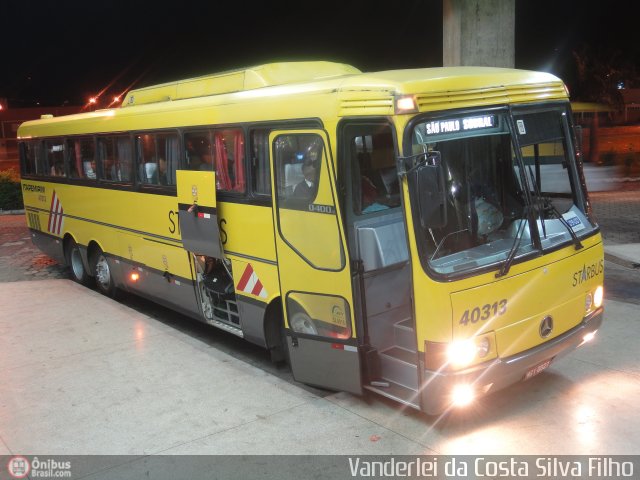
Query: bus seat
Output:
[[143, 162, 158, 183], [83, 161, 96, 179], [284, 163, 304, 196]]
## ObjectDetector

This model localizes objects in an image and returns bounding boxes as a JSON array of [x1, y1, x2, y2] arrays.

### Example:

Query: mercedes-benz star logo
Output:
[[539, 315, 554, 338]]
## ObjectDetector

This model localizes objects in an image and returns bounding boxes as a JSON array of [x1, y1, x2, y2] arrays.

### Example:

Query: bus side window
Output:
[[97, 136, 133, 182], [275, 134, 322, 203], [137, 134, 158, 184], [116, 136, 133, 181], [65, 137, 97, 180], [20, 141, 39, 176], [67, 137, 95, 180], [137, 133, 179, 186], [66, 139, 79, 178], [184, 131, 212, 171], [157, 133, 179, 186], [44, 138, 66, 177], [348, 125, 400, 215], [184, 128, 245, 193], [214, 129, 245, 193], [250, 129, 271, 196]]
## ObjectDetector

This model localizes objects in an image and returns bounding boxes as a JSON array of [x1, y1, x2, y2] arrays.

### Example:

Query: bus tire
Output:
[[66, 240, 91, 286], [92, 248, 117, 298], [265, 301, 288, 365]]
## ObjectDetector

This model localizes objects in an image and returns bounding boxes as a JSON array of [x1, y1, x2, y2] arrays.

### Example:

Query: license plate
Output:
[[524, 358, 553, 381]]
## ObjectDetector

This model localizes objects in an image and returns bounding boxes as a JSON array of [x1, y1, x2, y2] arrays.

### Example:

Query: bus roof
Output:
[[18, 61, 567, 137], [121, 61, 362, 107]]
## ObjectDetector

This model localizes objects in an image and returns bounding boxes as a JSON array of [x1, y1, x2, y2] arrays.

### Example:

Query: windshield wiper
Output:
[[524, 165, 582, 250], [495, 206, 530, 278], [542, 198, 584, 250], [527, 165, 547, 239]]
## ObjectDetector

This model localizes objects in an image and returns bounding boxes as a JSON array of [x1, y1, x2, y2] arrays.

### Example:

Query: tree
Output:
[[572, 44, 639, 108]]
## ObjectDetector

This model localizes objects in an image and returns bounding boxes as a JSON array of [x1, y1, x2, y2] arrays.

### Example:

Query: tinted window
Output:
[[20, 141, 41, 176], [97, 136, 133, 182], [44, 138, 66, 177], [68, 137, 96, 180], [184, 128, 245, 192], [136, 132, 179, 186], [251, 129, 271, 195]]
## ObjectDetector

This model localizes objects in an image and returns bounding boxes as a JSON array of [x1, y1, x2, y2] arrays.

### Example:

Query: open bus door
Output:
[[177, 170, 240, 327], [176, 170, 223, 258], [270, 130, 362, 394]]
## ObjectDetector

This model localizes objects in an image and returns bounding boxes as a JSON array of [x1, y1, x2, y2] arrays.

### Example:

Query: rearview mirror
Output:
[[411, 152, 446, 229]]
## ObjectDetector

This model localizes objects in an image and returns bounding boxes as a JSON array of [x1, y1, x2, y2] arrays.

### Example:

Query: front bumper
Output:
[[419, 308, 604, 415]]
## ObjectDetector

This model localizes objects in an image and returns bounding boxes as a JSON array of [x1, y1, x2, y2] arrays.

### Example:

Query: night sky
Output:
[[1, 0, 638, 108]]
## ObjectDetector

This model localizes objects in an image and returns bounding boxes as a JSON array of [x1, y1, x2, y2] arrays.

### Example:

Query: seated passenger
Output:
[[186, 139, 202, 170], [361, 174, 389, 213], [84, 160, 96, 179], [158, 157, 168, 185], [200, 154, 214, 171], [293, 161, 316, 199]]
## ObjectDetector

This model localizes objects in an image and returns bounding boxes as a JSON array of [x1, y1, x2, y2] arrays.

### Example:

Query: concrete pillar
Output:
[[443, 0, 515, 67]]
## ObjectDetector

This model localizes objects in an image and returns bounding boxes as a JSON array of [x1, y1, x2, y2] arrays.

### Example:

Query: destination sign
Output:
[[424, 115, 495, 135]]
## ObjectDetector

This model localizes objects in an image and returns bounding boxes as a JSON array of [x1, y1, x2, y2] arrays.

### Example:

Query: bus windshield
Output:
[[408, 107, 597, 277]]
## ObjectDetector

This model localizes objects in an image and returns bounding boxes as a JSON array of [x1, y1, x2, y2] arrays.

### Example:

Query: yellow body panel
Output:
[[219, 203, 276, 263], [176, 170, 216, 207], [231, 258, 278, 303], [450, 239, 604, 356]]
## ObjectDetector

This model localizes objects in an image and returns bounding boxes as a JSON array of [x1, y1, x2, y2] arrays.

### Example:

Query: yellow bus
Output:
[[18, 61, 604, 415]]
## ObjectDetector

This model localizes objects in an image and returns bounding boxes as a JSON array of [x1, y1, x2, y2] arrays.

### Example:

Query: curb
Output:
[[604, 252, 640, 270]]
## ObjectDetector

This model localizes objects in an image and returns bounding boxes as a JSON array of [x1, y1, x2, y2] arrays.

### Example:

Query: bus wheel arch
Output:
[[63, 234, 92, 286]]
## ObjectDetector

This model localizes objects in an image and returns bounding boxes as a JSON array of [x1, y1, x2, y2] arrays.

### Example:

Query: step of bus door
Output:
[[364, 346, 420, 410], [378, 346, 419, 391], [364, 379, 420, 410], [393, 318, 417, 352]]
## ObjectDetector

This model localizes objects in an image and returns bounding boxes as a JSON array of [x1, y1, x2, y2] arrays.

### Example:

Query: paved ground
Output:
[[0, 186, 639, 477], [590, 189, 640, 246], [0, 215, 67, 282]]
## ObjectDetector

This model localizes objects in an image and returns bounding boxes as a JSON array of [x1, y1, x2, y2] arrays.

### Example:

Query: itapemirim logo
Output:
[[7, 456, 30, 479]]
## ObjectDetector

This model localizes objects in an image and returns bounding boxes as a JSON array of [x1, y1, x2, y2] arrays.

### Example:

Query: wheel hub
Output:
[[95, 256, 110, 286]]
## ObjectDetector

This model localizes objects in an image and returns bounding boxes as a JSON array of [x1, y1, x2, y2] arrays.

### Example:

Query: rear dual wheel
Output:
[[92, 249, 117, 298], [66, 239, 91, 286]]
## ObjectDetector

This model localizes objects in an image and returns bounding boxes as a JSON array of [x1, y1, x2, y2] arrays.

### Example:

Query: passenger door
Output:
[[270, 130, 361, 394]]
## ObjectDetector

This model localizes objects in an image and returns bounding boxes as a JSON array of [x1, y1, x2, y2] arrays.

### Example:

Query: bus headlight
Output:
[[447, 339, 477, 368], [447, 335, 493, 367], [593, 286, 604, 308], [585, 292, 593, 312], [476, 337, 491, 358], [425, 333, 495, 371], [451, 384, 475, 407]]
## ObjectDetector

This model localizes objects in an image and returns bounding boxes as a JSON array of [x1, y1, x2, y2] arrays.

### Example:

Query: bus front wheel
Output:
[[66, 240, 91, 286], [92, 249, 117, 298]]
